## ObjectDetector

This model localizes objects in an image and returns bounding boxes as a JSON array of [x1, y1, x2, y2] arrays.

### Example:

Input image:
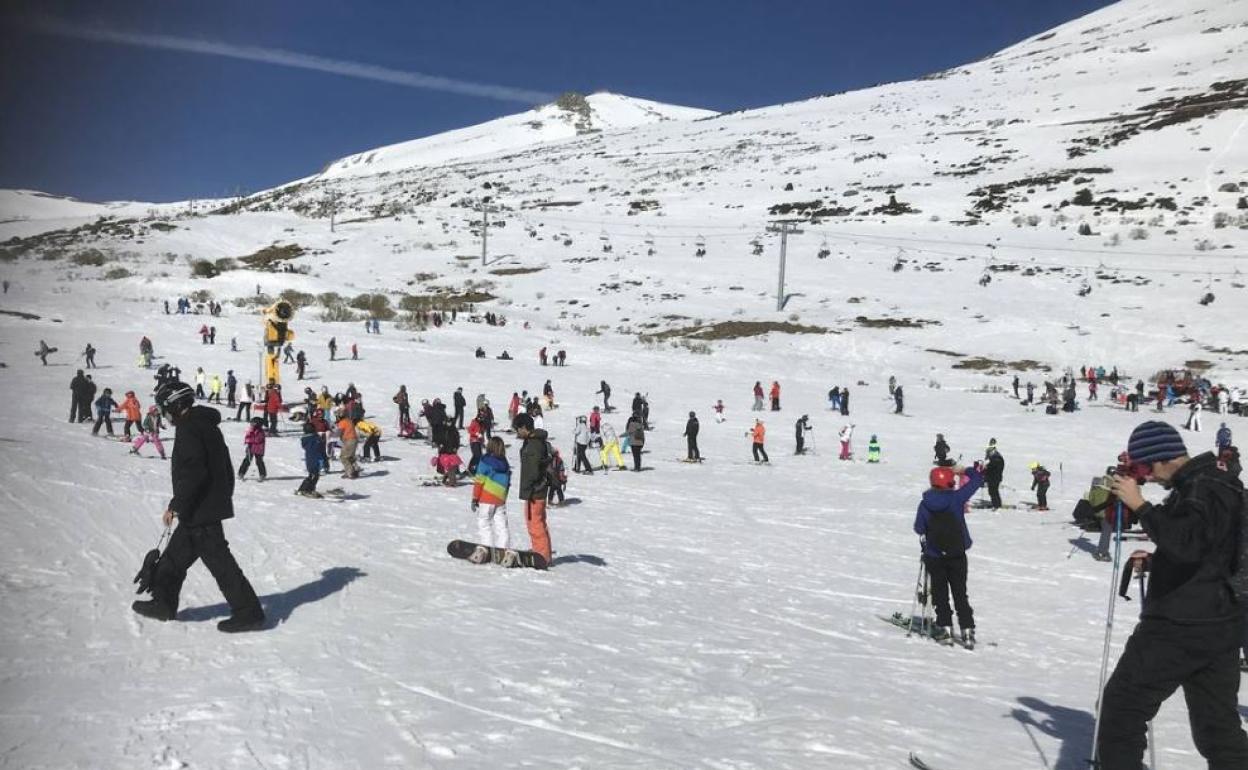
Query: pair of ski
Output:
[[295, 487, 347, 500], [446, 540, 547, 570], [882, 612, 977, 650]]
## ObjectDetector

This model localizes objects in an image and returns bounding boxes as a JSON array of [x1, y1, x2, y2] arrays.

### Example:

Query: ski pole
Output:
[[907, 556, 925, 637], [1089, 500, 1125, 766]]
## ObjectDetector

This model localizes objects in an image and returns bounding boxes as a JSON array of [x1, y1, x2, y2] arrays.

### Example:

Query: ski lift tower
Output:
[[767, 219, 804, 312]]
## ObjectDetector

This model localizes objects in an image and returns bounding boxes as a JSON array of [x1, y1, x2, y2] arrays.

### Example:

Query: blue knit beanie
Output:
[[1127, 421, 1188, 464]]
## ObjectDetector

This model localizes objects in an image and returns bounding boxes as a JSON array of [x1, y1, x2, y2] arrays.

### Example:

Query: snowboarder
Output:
[[295, 350, 307, 380], [1028, 462, 1050, 510], [194, 367, 206, 399], [357, 419, 382, 462], [236, 381, 254, 422], [1012, 375, 1020, 399], [1186, 398, 1203, 432], [295, 424, 323, 497], [840, 387, 850, 416], [1025, 381, 1036, 405], [513, 413, 552, 565], [131, 380, 265, 632], [238, 418, 268, 481], [750, 419, 769, 463], [130, 406, 166, 459], [226, 371, 238, 407], [335, 407, 359, 480], [83, 343, 96, 369], [985, 448, 1005, 509], [867, 435, 880, 463], [795, 415, 811, 455], [469, 436, 515, 565], [36, 339, 55, 366], [1098, 421, 1248, 767], [684, 411, 701, 462], [393, 385, 411, 426], [838, 424, 854, 460], [1216, 422, 1232, 452], [208, 374, 223, 404], [69, 369, 90, 423], [263, 381, 282, 436], [913, 463, 983, 645], [597, 380, 612, 411], [539, 346, 548, 366], [547, 449, 567, 505], [467, 414, 485, 474], [350, 342, 358, 361]]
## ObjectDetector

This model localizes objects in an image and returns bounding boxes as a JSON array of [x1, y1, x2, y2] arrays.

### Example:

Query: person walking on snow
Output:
[[131, 380, 265, 632], [469, 436, 516, 565], [1028, 461, 1051, 510], [750, 419, 769, 463], [573, 415, 594, 474], [684, 411, 701, 462], [1186, 398, 1203, 432], [238, 418, 267, 481], [769, 381, 781, 411], [752, 381, 765, 411], [913, 463, 984, 645], [838, 424, 855, 460], [625, 411, 646, 471], [867, 434, 881, 463], [840, 387, 850, 416], [985, 448, 1005, 510], [130, 406, 166, 459], [513, 414, 552, 567], [795, 415, 811, 455]]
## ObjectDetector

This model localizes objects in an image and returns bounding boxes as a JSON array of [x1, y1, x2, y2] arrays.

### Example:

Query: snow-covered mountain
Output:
[[318, 92, 716, 178]]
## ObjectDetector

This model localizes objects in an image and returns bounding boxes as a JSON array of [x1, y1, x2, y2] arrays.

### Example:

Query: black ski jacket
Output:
[[168, 406, 235, 527], [1137, 452, 1243, 624], [517, 429, 551, 501], [985, 453, 1004, 484], [685, 418, 699, 439]]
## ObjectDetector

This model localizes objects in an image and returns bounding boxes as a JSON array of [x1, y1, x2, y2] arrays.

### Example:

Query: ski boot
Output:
[[961, 628, 976, 650], [1092, 551, 1112, 563], [930, 626, 954, 645]]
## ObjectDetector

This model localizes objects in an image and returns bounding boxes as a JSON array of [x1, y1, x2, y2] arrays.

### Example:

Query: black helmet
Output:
[[689, 411, 696, 418], [153, 380, 195, 418], [250, 417, 265, 428]]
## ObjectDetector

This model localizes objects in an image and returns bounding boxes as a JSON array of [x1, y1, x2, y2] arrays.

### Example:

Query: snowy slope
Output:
[[318, 92, 715, 178], [0, 1, 1247, 768]]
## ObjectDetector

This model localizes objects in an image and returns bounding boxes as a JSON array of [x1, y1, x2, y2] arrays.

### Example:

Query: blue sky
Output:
[[0, 0, 1115, 203]]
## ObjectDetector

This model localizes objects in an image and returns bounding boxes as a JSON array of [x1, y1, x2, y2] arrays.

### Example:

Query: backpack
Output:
[[926, 502, 965, 557], [1207, 473, 1248, 604]]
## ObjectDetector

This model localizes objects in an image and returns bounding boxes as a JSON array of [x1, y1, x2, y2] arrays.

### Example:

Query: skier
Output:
[[236, 381, 254, 422], [867, 434, 881, 463], [238, 418, 268, 481], [894, 385, 905, 414], [1098, 421, 1248, 767], [194, 367, 206, 399], [226, 370, 237, 408], [625, 411, 646, 471], [840, 387, 850, 416], [130, 406, 166, 459], [1186, 397, 1203, 432], [713, 399, 725, 423], [750, 419, 769, 463], [453, 387, 467, 429], [1012, 375, 1020, 399], [1216, 422, 1232, 452], [263, 381, 283, 436], [769, 381, 781, 411], [83, 343, 96, 369], [469, 437, 515, 565], [92, 387, 118, 437], [512, 413, 552, 566], [1028, 461, 1051, 510], [752, 381, 765, 411], [573, 415, 593, 474], [120, 390, 143, 441], [838, 424, 854, 460], [913, 463, 984, 645], [208, 374, 223, 404], [328, 337, 337, 361], [295, 351, 307, 380], [597, 380, 612, 411], [599, 421, 626, 471], [684, 411, 701, 462], [934, 434, 950, 466], [795, 415, 811, 455], [69, 369, 89, 423], [131, 380, 265, 632], [985, 448, 1005, 510]]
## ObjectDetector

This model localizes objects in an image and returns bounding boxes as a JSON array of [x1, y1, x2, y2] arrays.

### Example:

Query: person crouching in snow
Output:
[[432, 449, 463, 486], [238, 417, 267, 481], [469, 436, 516, 565], [130, 406, 166, 459]]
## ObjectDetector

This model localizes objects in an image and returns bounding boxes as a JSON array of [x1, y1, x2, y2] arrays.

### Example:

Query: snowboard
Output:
[[446, 539, 548, 570]]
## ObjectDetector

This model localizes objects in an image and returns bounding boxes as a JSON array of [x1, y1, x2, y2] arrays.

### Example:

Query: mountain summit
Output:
[[318, 91, 715, 178]]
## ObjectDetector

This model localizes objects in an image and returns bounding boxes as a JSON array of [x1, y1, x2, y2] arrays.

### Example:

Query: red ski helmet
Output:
[[929, 466, 956, 490]]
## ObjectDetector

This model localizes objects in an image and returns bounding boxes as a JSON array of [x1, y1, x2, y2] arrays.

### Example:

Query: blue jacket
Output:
[[1215, 426, 1232, 450], [914, 468, 984, 558], [300, 433, 323, 472], [94, 395, 117, 416]]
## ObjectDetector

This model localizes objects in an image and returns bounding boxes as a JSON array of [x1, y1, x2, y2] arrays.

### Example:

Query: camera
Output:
[[1113, 453, 1151, 483]]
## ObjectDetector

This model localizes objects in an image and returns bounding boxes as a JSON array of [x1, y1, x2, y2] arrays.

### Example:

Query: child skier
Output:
[[1029, 461, 1051, 510], [238, 417, 268, 481], [547, 449, 567, 505], [713, 399, 726, 423], [296, 422, 323, 497], [470, 436, 515, 564], [913, 464, 984, 646], [119, 390, 142, 440], [130, 406, 166, 459], [92, 388, 118, 437], [432, 449, 463, 486], [867, 434, 881, 463], [750, 419, 769, 463], [838, 424, 855, 460]]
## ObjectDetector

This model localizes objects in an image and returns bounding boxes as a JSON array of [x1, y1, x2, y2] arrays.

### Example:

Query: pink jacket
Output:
[[243, 425, 266, 456]]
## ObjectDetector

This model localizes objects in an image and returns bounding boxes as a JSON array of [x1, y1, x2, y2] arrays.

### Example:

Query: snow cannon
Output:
[[262, 300, 295, 384]]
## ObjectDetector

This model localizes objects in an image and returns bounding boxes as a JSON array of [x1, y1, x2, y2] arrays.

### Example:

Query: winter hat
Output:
[[1127, 421, 1188, 464], [512, 413, 534, 432]]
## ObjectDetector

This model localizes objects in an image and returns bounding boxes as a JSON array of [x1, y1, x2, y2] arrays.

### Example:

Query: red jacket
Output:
[[265, 387, 283, 414], [468, 418, 483, 443]]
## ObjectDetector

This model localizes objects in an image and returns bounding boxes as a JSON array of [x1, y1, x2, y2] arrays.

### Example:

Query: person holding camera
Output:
[[913, 463, 984, 646], [1098, 421, 1248, 768]]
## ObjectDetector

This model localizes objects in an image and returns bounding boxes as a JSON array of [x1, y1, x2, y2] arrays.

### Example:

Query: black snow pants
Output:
[[687, 435, 700, 461], [92, 412, 113, 436], [237, 451, 267, 479], [70, 395, 81, 423], [574, 443, 592, 474], [152, 522, 261, 617], [1036, 482, 1049, 509], [631, 444, 643, 471], [987, 481, 1002, 509], [752, 442, 769, 463], [299, 470, 319, 494], [469, 441, 483, 474], [924, 554, 973, 630], [1098, 618, 1248, 770]]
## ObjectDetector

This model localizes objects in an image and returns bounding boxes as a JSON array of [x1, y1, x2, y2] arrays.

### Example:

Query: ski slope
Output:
[[1, 0, 1247, 767]]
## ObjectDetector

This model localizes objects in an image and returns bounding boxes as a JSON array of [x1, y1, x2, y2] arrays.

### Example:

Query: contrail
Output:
[[27, 16, 556, 105]]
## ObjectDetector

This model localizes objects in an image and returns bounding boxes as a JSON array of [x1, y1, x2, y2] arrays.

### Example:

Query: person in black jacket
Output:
[[984, 448, 1005, 509], [933, 434, 950, 466], [1098, 421, 1248, 768], [795, 415, 811, 455], [132, 381, 265, 633], [69, 369, 88, 423], [453, 387, 467, 429], [684, 411, 701, 462]]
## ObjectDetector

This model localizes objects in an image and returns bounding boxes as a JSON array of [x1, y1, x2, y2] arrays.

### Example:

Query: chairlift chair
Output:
[[645, 233, 656, 257], [695, 235, 707, 258], [817, 237, 831, 260]]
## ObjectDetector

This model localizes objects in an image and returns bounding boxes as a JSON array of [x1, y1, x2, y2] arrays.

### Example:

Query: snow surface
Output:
[[1, 0, 1247, 767]]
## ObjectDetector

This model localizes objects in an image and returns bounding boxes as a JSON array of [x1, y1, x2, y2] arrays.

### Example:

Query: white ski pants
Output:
[[477, 504, 510, 549]]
